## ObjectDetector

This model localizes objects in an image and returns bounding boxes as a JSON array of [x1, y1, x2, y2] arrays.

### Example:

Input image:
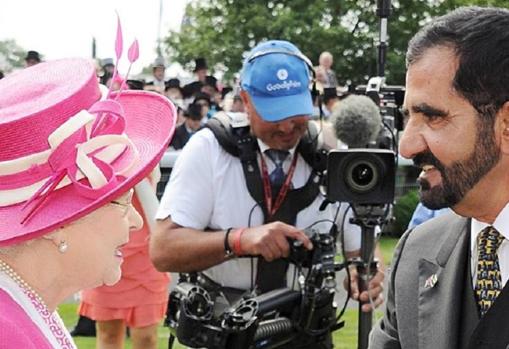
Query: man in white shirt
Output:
[[151, 40, 384, 348], [370, 6, 509, 349]]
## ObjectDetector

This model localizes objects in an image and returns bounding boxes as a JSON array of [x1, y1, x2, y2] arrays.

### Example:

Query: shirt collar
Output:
[[257, 139, 297, 157], [471, 201, 509, 251]]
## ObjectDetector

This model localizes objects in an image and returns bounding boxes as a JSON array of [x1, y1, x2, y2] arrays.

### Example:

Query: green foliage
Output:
[[164, 0, 509, 83], [163, 0, 446, 83], [0, 39, 26, 72], [392, 189, 419, 236]]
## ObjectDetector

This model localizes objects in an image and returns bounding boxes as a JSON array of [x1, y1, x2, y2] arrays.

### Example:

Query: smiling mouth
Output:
[[115, 242, 128, 258], [421, 164, 436, 172]]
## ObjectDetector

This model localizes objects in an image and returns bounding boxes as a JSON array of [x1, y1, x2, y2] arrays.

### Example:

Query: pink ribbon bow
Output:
[[20, 99, 138, 224]]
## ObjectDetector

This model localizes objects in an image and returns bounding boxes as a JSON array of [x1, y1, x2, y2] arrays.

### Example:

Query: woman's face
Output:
[[66, 189, 142, 287]]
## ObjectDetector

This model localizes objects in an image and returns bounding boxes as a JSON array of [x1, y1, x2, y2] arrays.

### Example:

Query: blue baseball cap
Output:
[[241, 40, 314, 122]]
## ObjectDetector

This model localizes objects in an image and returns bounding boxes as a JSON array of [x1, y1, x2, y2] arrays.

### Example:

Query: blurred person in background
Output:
[[145, 56, 166, 94], [183, 57, 209, 99], [193, 92, 211, 123], [322, 87, 340, 118], [165, 78, 184, 106], [24, 50, 41, 67], [170, 103, 203, 150], [317, 51, 337, 88]]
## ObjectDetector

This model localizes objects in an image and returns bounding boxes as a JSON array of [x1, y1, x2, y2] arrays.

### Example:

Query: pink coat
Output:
[[0, 289, 53, 349]]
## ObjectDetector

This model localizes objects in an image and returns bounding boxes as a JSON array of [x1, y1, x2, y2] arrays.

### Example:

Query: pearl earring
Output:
[[58, 241, 68, 253]]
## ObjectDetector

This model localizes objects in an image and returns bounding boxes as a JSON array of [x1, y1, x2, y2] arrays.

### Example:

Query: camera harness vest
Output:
[[205, 112, 328, 293]]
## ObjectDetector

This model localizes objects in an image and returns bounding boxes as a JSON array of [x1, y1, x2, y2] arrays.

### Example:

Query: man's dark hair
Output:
[[186, 103, 203, 121], [407, 6, 509, 117], [323, 87, 338, 105], [193, 92, 211, 106]]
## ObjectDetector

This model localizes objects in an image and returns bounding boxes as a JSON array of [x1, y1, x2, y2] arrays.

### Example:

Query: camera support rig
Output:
[[165, 229, 346, 349], [349, 204, 390, 349]]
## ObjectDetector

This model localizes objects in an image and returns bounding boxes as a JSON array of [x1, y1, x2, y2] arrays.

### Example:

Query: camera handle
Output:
[[350, 204, 388, 349]]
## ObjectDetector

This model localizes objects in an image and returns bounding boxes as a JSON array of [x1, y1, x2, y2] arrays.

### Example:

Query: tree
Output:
[[0, 39, 26, 73], [164, 0, 455, 84], [164, 0, 509, 84]]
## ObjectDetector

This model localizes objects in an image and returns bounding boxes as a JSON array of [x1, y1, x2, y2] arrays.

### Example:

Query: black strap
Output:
[[206, 113, 323, 293], [256, 173, 320, 293]]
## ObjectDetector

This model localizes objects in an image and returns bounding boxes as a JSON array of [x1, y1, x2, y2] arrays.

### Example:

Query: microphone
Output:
[[330, 94, 382, 148]]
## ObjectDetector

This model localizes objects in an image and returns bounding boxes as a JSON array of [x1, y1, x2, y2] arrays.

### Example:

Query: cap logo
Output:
[[277, 69, 288, 80], [266, 80, 302, 92]]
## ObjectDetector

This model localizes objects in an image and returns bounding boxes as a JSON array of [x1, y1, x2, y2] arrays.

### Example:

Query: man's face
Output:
[[400, 46, 501, 210], [153, 66, 165, 81], [104, 65, 115, 74], [195, 99, 210, 117], [201, 85, 216, 98], [319, 55, 332, 69], [25, 59, 39, 67], [196, 68, 207, 82], [185, 118, 202, 131], [165, 87, 183, 100], [241, 91, 309, 150]]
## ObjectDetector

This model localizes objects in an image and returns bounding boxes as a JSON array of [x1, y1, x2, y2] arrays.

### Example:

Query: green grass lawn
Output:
[[59, 304, 381, 349], [59, 236, 399, 349], [379, 235, 399, 265]]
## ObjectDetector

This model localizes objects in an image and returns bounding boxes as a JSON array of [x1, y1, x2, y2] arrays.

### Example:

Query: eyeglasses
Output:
[[110, 189, 134, 216]]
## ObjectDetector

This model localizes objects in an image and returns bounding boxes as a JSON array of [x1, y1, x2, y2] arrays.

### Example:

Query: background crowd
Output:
[[0, 48, 351, 153]]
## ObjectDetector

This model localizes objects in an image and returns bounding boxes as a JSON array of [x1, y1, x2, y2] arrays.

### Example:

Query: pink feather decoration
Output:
[[115, 14, 123, 59], [128, 39, 139, 63]]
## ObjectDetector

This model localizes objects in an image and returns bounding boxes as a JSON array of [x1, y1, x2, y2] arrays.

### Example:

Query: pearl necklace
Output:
[[0, 258, 47, 309]]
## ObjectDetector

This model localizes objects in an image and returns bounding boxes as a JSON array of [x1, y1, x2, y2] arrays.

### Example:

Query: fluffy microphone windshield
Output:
[[331, 94, 382, 148]]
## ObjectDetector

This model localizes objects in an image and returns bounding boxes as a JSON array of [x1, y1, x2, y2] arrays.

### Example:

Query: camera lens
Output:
[[345, 158, 379, 193]]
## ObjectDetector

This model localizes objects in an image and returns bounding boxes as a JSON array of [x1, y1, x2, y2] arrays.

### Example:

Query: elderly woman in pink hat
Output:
[[0, 58, 175, 348]]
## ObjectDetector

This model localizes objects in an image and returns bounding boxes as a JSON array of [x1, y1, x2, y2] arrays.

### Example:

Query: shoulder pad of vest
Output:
[[205, 112, 250, 157], [298, 121, 329, 173]]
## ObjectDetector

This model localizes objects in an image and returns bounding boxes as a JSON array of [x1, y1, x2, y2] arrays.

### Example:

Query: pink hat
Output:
[[0, 58, 176, 246]]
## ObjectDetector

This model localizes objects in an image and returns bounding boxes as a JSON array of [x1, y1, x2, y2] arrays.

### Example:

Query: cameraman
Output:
[[151, 40, 384, 348]]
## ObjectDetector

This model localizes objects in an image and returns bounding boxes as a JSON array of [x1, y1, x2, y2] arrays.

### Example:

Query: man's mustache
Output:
[[413, 151, 444, 172]]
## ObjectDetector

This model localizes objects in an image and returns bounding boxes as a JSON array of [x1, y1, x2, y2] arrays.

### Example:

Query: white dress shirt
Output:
[[156, 129, 363, 289], [471, 202, 509, 287]]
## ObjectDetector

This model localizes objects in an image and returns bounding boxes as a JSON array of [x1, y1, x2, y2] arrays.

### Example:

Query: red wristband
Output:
[[233, 228, 246, 256]]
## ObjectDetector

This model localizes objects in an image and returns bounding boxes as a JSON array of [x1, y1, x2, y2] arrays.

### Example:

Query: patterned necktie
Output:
[[475, 226, 505, 317], [265, 149, 289, 197]]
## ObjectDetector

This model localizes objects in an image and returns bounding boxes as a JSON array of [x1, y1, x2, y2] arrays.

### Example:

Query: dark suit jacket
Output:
[[170, 124, 193, 150], [370, 212, 509, 349]]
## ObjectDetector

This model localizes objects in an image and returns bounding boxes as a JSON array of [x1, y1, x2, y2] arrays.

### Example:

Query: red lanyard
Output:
[[260, 151, 298, 218]]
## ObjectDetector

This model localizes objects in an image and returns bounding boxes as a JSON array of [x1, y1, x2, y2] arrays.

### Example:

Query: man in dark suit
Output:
[[370, 6, 509, 349], [170, 103, 203, 150]]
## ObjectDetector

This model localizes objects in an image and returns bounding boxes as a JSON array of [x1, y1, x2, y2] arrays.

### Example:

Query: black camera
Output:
[[165, 228, 344, 349], [326, 149, 395, 204], [326, 76, 403, 205]]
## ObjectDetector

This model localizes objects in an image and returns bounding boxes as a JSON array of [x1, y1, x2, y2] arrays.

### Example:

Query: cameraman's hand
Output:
[[344, 264, 385, 312], [239, 222, 312, 261]]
